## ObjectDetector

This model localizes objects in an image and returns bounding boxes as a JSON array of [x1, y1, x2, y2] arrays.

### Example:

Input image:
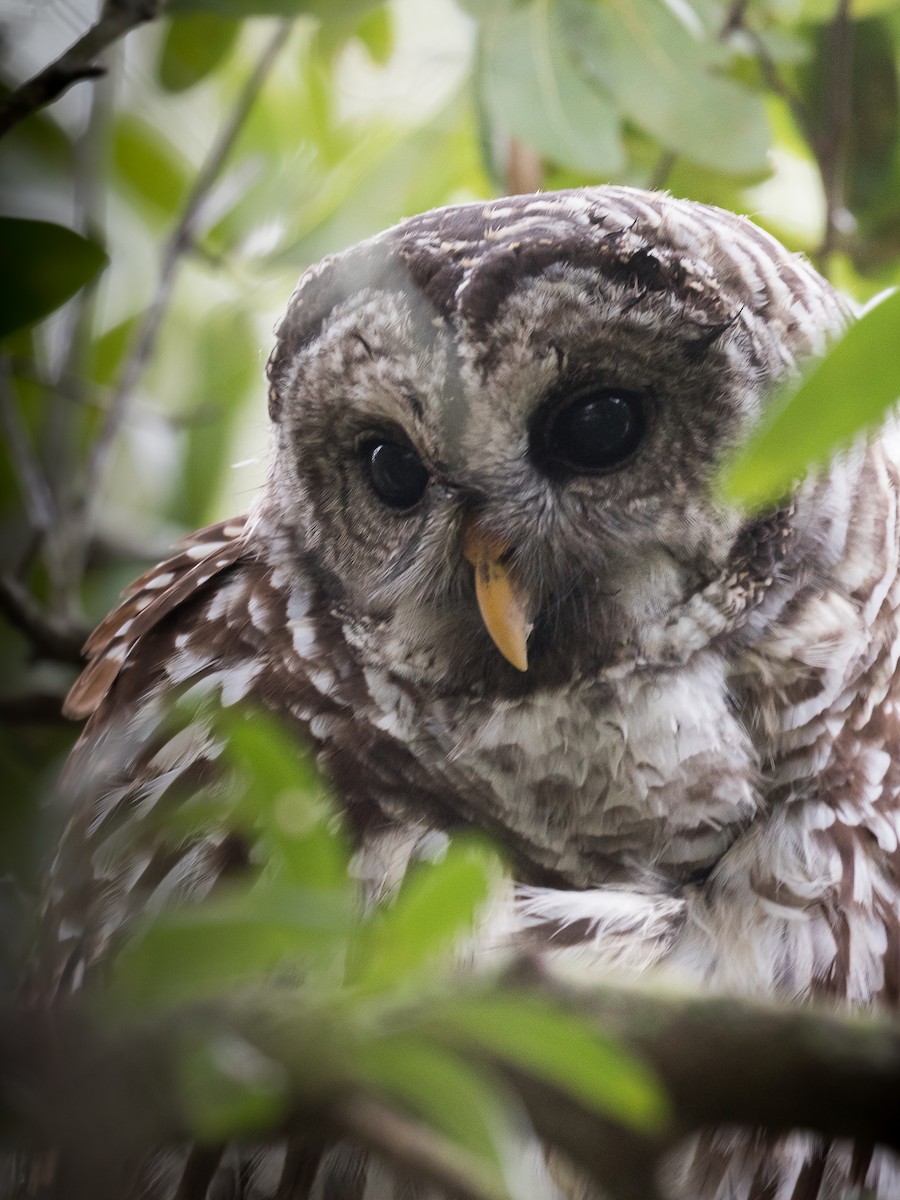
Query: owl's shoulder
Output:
[[64, 517, 255, 721]]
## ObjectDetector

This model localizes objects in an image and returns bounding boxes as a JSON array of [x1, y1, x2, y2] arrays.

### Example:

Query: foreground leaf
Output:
[[112, 885, 350, 1008], [179, 1030, 289, 1140], [352, 839, 497, 995], [721, 289, 900, 508], [357, 1035, 540, 1200], [435, 992, 668, 1133]]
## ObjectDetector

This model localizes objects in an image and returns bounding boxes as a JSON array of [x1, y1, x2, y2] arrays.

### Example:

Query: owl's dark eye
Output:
[[541, 388, 644, 473], [364, 440, 429, 509]]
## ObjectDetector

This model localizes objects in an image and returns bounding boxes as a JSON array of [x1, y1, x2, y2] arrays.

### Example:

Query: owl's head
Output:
[[263, 187, 848, 695]]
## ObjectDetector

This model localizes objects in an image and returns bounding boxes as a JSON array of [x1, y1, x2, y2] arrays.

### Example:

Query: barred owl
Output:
[[37, 187, 900, 1198]]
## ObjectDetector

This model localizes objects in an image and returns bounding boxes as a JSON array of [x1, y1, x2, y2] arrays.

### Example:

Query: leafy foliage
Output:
[[722, 287, 900, 507], [4, 0, 900, 1190], [104, 708, 663, 1197]]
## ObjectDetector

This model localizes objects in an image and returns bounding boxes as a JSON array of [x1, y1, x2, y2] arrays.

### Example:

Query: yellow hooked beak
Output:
[[462, 515, 532, 672]]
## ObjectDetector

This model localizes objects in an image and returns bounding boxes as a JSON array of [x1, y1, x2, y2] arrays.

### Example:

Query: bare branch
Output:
[[818, 0, 854, 265], [0, 574, 87, 664], [505, 139, 543, 197], [0, 358, 57, 538], [339, 1097, 506, 1200], [71, 19, 293, 574], [744, 29, 813, 148], [0, 0, 163, 140]]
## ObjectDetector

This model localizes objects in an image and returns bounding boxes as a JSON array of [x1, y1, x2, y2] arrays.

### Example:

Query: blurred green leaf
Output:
[[222, 708, 324, 811], [179, 1030, 289, 1140], [561, 0, 771, 173], [721, 289, 900, 507], [112, 884, 350, 1008], [800, 0, 900, 20], [89, 315, 141, 389], [352, 839, 497, 995], [112, 115, 191, 218], [355, 5, 394, 63], [224, 711, 350, 892], [158, 13, 241, 92], [357, 1036, 523, 1200], [0, 219, 107, 339], [435, 992, 668, 1133], [479, 0, 624, 174]]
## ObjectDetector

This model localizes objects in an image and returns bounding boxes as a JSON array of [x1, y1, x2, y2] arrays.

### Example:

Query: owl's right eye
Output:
[[363, 439, 429, 510]]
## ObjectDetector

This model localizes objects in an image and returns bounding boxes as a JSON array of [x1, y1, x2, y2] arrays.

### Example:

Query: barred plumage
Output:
[[31, 186, 900, 1198]]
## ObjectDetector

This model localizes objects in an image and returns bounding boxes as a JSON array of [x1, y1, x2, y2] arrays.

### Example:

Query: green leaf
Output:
[[720, 289, 900, 508], [89, 315, 141, 388], [354, 4, 394, 64], [220, 710, 350, 892], [157, 13, 240, 92], [799, 0, 900, 21], [479, 0, 624, 174], [561, 0, 770, 173], [0, 218, 107, 339], [436, 992, 668, 1133], [111, 885, 350, 1008], [179, 1030, 289, 1141], [352, 839, 497, 995], [112, 115, 191, 217], [356, 1036, 521, 1200]]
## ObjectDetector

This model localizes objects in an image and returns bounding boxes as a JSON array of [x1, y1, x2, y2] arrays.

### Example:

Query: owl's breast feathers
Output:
[[58, 440, 900, 1009]]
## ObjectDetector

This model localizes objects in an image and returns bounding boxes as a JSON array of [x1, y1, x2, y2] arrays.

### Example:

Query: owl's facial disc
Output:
[[459, 386, 649, 672]]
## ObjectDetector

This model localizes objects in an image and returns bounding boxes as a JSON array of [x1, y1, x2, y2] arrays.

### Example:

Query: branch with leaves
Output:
[[6, 713, 900, 1200], [6, 968, 900, 1200]]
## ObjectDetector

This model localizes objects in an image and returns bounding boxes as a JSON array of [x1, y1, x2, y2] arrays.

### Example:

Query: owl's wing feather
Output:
[[64, 517, 251, 720]]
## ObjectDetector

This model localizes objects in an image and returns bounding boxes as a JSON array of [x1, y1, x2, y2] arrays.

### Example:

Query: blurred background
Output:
[[1, 0, 899, 990]]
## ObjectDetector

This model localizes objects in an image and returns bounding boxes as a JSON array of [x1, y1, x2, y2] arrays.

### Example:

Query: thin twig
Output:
[[0, 0, 163, 139], [745, 28, 814, 147], [0, 574, 88, 664], [648, 150, 677, 192], [719, 0, 750, 39], [818, 0, 854, 266], [72, 20, 293, 574], [338, 1096, 505, 1200], [50, 53, 116, 614], [0, 358, 57, 538]]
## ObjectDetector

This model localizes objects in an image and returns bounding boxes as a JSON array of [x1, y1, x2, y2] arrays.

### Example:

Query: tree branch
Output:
[[817, 0, 854, 265], [338, 1096, 507, 1200], [0, 0, 163, 140], [5, 983, 900, 1200], [0, 574, 87, 664], [70, 19, 293, 578], [0, 358, 57, 540]]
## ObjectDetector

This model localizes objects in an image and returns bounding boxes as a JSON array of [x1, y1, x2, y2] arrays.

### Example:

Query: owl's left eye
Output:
[[363, 440, 429, 509]]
